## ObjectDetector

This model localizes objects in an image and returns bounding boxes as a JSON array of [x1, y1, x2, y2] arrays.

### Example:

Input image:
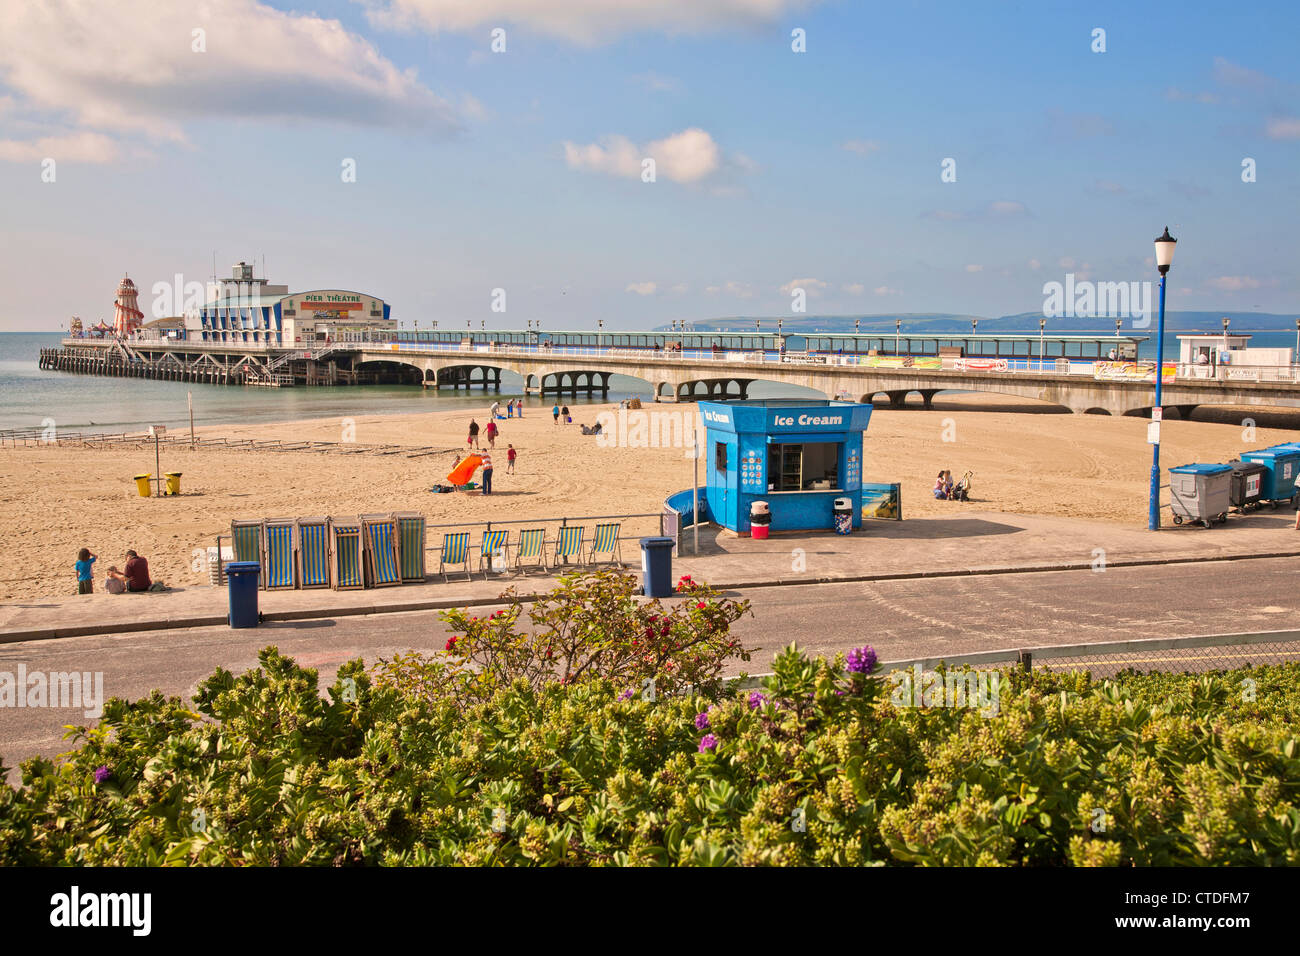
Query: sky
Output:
[[0, 0, 1296, 332]]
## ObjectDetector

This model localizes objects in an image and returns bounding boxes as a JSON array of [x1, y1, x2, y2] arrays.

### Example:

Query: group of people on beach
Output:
[[933, 469, 971, 502], [75, 548, 164, 596]]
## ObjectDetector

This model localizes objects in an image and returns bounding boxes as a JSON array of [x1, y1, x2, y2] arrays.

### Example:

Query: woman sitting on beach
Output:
[[933, 471, 947, 499]]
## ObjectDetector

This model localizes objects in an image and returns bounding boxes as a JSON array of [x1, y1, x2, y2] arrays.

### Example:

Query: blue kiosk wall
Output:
[[698, 399, 873, 534]]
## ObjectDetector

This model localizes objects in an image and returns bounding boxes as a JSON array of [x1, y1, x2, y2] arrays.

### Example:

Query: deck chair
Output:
[[394, 512, 426, 583], [480, 529, 510, 576], [331, 516, 365, 590], [440, 532, 471, 582], [230, 519, 265, 590], [514, 528, 547, 575], [263, 518, 297, 590], [363, 515, 402, 587], [588, 522, 623, 567], [296, 516, 331, 589], [554, 525, 585, 567]]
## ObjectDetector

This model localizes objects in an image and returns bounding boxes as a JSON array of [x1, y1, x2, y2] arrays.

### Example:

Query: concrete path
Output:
[[3, 509, 1298, 642]]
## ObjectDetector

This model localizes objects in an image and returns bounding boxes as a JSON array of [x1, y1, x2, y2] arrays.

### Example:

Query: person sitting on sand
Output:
[[943, 470, 954, 499], [106, 550, 152, 592], [933, 471, 948, 500]]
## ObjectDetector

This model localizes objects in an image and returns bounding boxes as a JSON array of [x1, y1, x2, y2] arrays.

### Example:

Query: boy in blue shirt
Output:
[[75, 548, 97, 595]]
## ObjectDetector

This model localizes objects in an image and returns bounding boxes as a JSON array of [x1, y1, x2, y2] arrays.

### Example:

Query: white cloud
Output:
[[625, 281, 657, 295], [0, 131, 120, 163], [964, 264, 983, 273], [1266, 118, 1300, 140], [843, 283, 865, 294], [631, 72, 683, 93], [1058, 257, 1076, 269], [0, 0, 460, 152], [873, 285, 901, 296], [986, 200, 1027, 217], [704, 280, 753, 298], [842, 139, 881, 155], [361, 0, 824, 45], [779, 277, 828, 296], [564, 127, 724, 184], [1027, 258, 1041, 270], [1206, 275, 1262, 292]]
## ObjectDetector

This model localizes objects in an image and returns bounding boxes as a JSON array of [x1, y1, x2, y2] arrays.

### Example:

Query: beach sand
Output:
[[1, 393, 1296, 603]]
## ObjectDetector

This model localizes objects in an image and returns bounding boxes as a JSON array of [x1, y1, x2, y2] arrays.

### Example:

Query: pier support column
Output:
[[919, 390, 939, 409], [886, 390, 908, 407]]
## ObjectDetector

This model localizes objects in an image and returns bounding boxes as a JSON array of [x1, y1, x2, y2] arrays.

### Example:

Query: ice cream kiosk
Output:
[[698, 399, 873, 535]]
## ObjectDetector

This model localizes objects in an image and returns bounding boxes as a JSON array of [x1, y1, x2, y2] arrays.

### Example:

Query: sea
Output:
[[3, 330, 1295, 435]]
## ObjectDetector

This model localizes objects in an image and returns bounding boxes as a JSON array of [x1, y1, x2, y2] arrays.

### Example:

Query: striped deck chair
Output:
[[331, 516, 365, 590], [230, 519, 265, 590], [480, 529, 510, 577], [363, 516, 402, 587], [394, 512, 426, 583], [588, 522, 623, 568], [296, 517, 331, 589], [440, 532, 471, 582], [263, 518, 297, 590], [514, 528, 547, 575], [554, 525, 585, 567]]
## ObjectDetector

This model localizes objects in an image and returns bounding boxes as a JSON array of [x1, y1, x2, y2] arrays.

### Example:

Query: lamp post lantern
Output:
[[1149, 226, 1177, 531]]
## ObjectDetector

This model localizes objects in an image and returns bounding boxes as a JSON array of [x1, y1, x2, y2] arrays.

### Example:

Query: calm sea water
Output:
[[4, 330, 1293, 434]]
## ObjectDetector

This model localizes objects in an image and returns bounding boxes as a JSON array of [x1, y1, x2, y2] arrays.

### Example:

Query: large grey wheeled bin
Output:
[[1168, 463, 1232, 529]]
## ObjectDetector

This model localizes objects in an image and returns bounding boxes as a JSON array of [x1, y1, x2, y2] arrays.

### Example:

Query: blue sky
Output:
[[0, 0, 1296, 331]]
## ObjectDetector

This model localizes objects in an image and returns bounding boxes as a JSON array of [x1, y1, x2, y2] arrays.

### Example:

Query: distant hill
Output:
[[660, 311, 1300, 334]]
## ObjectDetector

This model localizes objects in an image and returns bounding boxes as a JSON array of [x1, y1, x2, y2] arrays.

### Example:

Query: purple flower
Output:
[[748, 691, 769, 710], [694, 711, 710, 730], [698, 734, 718, 753], [846, 646, 878, 675], [93, 765, 111, 784], [835, 689, 847, 696], [618, 688, 635, 701]]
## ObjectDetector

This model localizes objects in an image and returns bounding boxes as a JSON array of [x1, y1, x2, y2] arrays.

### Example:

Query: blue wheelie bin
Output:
[[227, 560, 261, 628], [639, 536, 675, 598], [1238, 446, 1300, 509]]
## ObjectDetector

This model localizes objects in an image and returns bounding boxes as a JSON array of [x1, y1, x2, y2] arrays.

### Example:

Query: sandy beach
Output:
[[1, 393, 1296, 604]]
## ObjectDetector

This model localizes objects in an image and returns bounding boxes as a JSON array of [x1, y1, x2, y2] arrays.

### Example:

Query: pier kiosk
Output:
[[698, 399, 873, 535]]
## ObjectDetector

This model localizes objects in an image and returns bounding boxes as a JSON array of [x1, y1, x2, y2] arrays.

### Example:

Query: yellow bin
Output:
[[165, 472, 182, 496], [134, 474, 152, 497]]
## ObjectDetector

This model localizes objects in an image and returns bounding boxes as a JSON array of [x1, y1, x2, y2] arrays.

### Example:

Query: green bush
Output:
[[2, 576, 1298, 866]]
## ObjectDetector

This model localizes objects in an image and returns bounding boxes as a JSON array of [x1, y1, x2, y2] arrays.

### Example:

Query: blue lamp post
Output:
[[1148, 226, 1177, 530]]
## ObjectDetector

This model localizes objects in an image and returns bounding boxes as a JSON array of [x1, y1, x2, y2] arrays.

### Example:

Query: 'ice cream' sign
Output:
[[772, 414, 843, 427]]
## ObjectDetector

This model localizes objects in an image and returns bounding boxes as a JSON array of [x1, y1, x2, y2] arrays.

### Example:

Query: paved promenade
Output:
[[3, 509, 1299, 642]]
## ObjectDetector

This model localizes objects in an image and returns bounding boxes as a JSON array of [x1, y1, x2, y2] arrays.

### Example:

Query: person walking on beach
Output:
[[485, 419, 498, 448], [507, 444, 517, 473], [552, 403, 560, 425], [480, 450, 493, 495], [467, 418, 480, 450], [561, 404, 570, 424], [75, 548, 97, 595]]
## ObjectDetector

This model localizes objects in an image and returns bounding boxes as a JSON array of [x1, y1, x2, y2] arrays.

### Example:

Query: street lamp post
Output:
[[1115, 318, 1122, 358], [1039, 318, 1045, 371], [1221, 316, 1229, 362], [598, 318, 604, 354], [1149, 226, 1177, 531], [895, 318, 901, 356]]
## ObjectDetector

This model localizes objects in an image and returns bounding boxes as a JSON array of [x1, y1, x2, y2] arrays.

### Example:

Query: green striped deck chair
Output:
[[363, 516, 401, 588], [331, 516, 365, 590], [588, 522, 623, 567], [394, 512, 426, 583], [514, 528, 547, 575], [230, 519, 265, 590], [440, 532, 471, 582], [554, 525, 585, 566], [479, 529, 510, 577], [264, 518, 297, 590], [296, 517, 331, 589]]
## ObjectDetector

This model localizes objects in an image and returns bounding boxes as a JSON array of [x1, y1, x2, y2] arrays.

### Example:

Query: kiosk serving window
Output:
[[766, 442, 840, 491]]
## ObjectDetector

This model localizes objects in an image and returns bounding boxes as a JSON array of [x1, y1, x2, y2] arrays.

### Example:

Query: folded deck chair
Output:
[[363, 515, 402, 588], [263, 518, 297, 590], [554, 525, 585, 567], [296, 516, 331, 589], [394, 512, 426, 583], [230, 519, 265, 590], [440, 532, 471, 582], [480, 529, 510, 576], [588, 522, 623, 568], [331, 516, 365, 590], [514, 528, 547, 575]]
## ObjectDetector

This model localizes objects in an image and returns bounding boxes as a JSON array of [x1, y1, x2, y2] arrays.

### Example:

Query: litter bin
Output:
[[1228, 460, 1267, 513], [164, 472, 182, 495], [833, 496, 853, 535], [1239, 447, 1300, 509], [226, 560, 261, 628], [750, 501, 771, 540], [1168, 463, 1232, 528], [133, 473, 152, 498], [639, 536, 675, 598]]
